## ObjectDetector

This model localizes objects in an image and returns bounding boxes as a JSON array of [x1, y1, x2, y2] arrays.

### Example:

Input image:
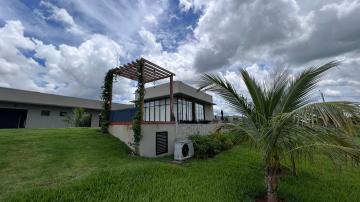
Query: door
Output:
[[0, 108, 28, 129]]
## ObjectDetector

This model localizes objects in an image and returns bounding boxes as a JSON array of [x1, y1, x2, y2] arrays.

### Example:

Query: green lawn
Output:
[[0, 128, 359, 201]]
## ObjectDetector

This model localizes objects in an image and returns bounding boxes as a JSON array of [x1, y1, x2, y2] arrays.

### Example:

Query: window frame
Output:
[[41, 110, 50, 116], [59, 111, 67, 117]]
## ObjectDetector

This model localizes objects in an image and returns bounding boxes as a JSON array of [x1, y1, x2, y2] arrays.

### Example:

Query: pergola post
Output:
[[139, 59, 145, 121], [170, 75, 174, 121]]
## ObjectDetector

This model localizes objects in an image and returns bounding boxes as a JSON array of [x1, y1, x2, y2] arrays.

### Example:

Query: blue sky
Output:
[[0, 0, 360, 115]]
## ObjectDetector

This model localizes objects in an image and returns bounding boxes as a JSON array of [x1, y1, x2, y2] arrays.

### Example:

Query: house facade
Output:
[[0, 87, 131, 129], [109, 81, 218, 157]]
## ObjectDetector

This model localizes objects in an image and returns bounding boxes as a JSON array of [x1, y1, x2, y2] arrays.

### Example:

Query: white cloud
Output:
[[39, 1, 84, 35], [324, 89, 341, 96], [138, 28, 163, 55], [34, 34, 135, 100], [1, 0, 360, 114], [0, 21, 42, 91], [64, 0, 167, 41], [179, 0, 207, 12], [321, 0, 360, 18], [0, 20, 135, 102]]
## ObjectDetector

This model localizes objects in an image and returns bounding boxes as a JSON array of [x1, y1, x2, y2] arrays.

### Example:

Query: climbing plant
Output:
[[100, 69, 115, 133], [100, 60, 145, 155], [132, 60, 145, 154]]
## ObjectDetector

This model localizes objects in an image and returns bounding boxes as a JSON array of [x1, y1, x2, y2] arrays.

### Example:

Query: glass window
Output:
[[160, 105, 166, 121], [175, 98, 196, 121], [182, 100, 187, 120], [149, 106, 154, 121], [178, 99, 182, 120], [41, 110, 50, 116], [166, 105, 170, 121], [59, 112, 67, 116], [155, 106, 160, 121], [143, 98, 172, 122], [188, 101, 192, 121], [145, 106, 149, 121], [195, 103, 204, 121]]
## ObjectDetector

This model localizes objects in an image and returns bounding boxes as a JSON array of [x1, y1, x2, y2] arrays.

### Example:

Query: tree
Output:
[[198, 61, 360, 202], [64, 108, 91, 127]]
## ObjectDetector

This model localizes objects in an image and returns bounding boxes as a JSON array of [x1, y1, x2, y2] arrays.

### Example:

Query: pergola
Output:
[[113, 57, 176, 121]]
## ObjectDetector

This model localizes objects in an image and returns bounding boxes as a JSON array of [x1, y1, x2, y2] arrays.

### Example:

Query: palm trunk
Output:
[[290, 153, 297, 176], [266, 166, 278, 202]]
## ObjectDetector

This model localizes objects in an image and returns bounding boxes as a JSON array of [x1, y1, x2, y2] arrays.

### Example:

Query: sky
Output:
[[0, 0, 359, 115]]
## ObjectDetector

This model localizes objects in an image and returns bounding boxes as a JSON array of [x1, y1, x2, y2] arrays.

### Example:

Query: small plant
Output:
[[64, 108, 91, 127], [190, 133, 237, 158]]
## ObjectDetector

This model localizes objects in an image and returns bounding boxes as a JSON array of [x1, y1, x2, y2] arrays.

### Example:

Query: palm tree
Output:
[[64, 108, 91, 127], [198, 61, 360, 202]]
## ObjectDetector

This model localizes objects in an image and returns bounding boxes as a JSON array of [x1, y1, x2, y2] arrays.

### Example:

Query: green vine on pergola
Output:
[[132, 60, 145, 154], [100, 58, 175, 155], [100, 69, 115, 133]]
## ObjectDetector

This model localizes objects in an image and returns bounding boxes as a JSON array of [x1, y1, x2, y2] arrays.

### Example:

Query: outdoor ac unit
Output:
[[174, 140, 194, 161]]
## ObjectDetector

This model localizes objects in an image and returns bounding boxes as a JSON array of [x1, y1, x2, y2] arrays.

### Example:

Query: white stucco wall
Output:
[[204, 104, 214, 121], [176, 123, 218, 139], [140, 124, 176, 157], [108, 124, 134, 147], [109, 123, 219, 157]]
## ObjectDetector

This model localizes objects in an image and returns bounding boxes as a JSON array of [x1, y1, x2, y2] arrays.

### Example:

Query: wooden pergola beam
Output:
[[112, 58, 176, 121], [130, 61, 170, 78], [142, 58, 175, 75], [118, 64, 160, 82]]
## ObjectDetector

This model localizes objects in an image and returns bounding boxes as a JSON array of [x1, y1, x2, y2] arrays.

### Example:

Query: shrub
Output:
[[190, 135, 220, 158], [213, 133, 234, 151], [190, 132, 238, 159], [63, 108, 91, 127]]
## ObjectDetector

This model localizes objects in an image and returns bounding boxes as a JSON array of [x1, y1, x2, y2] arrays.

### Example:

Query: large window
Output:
[[177, 98, 193, 121], [41, 110, 50, 116], [195, 103, 204, 121], [144, 98, 171, 122], [144, 97, 206, 122]]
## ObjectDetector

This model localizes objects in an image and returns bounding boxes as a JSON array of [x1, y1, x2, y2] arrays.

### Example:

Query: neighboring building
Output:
[[109, 81, 218, 157], [0, 87, 132, 129]]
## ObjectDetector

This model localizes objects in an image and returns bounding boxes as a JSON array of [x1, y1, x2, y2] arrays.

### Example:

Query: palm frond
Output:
[[198, 74, 253, 116], [291, 101, 360, 134], [197, 60, 360, 171], [240, 69, 266, 118], [281, 61, 341, 113], [264, 71, 289, 118]]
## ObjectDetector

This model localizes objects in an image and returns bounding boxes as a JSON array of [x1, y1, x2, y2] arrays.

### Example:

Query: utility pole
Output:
[[319, 90, 325, 102]]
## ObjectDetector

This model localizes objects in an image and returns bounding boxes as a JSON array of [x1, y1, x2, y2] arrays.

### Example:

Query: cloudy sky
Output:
[[0, 0, 359, 115]]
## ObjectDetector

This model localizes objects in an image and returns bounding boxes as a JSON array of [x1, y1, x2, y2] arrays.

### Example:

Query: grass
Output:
[[0, 128, 359, 201]]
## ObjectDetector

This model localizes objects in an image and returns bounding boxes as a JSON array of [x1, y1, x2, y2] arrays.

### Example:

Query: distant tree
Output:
[[64, 108, 91, 127], [198, 61, 360, 202]]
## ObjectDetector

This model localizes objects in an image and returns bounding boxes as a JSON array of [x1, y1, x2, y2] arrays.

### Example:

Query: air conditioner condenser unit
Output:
[[174, 140, 194, 161]]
